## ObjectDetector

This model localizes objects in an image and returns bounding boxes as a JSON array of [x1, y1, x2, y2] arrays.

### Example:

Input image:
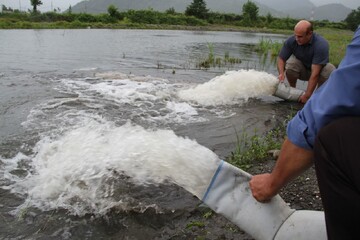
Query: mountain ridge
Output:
[[70, 0, 352, 22]]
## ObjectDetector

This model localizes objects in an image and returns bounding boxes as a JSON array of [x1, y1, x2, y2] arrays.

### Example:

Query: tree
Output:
[[166, 7, 176, 15], [242, 0, 259, 25], [2, 4, 14, 12], [108, 4, 120, 19], [185, 0, 209, 19], [344, 7, 360, 31], [266, 13, 274, 24], [30, 0, 42, 13]]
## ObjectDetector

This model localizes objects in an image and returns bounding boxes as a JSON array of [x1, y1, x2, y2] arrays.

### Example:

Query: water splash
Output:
[[2, 121, 220, 216], [178, 69, 278, 106]]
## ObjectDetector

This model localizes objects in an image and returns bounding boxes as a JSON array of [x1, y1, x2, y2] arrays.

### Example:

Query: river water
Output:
[[0, 29, 300, 239]]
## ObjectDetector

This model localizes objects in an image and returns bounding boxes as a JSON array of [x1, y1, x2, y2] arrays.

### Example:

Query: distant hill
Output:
[[70, 0, 352, 22], [313, 4, 352, 22], [284, 3, 352, 22], [71, 0, 257, 14], [255, 0, 315, 12]]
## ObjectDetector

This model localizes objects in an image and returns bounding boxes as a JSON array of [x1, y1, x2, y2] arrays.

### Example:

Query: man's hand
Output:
[[298, 93, 310, 104], [249, 138, 314, 203], [249, 173, 278, 202], [300, 64, 322, 104], [277, 57, 286, 82], [278, 72, 285, 82]]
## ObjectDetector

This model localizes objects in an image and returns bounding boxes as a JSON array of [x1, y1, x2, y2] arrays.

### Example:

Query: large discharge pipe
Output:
[[201, 160, 327, 240], [273, 82, 305, 102]]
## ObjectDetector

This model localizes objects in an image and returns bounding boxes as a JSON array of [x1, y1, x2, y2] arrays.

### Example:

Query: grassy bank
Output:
[[226, 113, 293, 170], [317, 28, 353, 66], [0, 17, 290, 33]]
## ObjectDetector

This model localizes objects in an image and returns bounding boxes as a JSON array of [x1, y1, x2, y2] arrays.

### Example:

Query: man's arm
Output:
[[277, 57, 286, 81], [298, 64, 322, 104], [249, 138, 313, 202]]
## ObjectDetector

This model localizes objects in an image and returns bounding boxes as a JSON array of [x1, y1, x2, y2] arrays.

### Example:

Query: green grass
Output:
[[227, 112, 295, 170], [255, 37, 283, 57], [226, 128, 282, 170], [317, 28, 353, 67], [186, 220, 206, 229], [196, 43, 242, 69]]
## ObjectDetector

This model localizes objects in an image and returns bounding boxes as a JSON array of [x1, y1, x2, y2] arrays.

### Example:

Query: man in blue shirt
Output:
[[250, 26, 360, 239], [278, 20, 335, 104]]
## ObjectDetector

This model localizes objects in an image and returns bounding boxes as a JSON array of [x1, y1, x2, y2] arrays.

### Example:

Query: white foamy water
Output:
[[2, 121, 220, 216], [178, 69, 278, 106], [32, 70, 278, 131], [53, 73, 205, 125]]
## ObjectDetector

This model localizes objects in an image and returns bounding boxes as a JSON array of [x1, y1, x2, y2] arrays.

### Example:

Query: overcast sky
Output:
[[1, 0, 81, 12], [1, 0, 359, 12], [312, 0, 358, 9]]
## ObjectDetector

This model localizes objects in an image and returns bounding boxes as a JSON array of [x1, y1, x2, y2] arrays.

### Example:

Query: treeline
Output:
[[0, 3, 355, 30], [0, 9, 206, 29]]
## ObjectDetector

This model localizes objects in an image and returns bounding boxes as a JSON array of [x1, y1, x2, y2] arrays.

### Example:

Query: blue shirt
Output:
[[287, 27, 360, 150], [279, 33, 330, 69]]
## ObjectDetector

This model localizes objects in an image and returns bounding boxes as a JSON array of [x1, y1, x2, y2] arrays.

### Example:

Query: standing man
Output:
[[250, 27, 360, 239], [278, 20, 335, 104]]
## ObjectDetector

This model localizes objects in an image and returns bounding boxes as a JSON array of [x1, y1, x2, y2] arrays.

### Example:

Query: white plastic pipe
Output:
[[273, 82, 304, 101], [202, 160, 327, 240]]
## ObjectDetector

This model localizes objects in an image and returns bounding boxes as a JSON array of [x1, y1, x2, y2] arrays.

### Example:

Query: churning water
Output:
[[178, 69, 278, 105], [1, 69, 278, 216]]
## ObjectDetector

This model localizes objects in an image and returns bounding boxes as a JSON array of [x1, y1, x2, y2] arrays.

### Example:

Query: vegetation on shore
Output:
[[226, 112, 293, 170], [1, 0, 357, 31], [317, 28, 353, 66]]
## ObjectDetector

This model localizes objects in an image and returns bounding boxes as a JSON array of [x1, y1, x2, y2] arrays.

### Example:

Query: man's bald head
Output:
[[295, 20, 313, 34], [294, 20, 313, 45]]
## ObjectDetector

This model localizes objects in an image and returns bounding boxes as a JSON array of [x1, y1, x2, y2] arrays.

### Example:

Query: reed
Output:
[[196, 43, 242, 69], [255, 37, 283, 57]]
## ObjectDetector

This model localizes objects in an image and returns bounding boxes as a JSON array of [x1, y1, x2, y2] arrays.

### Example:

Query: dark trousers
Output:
[[314, 117, 360, 239]]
